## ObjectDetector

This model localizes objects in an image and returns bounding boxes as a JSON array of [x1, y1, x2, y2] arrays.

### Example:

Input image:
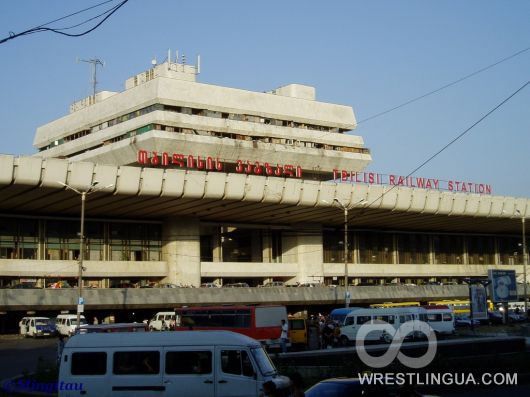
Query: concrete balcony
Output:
[[0, 259, 167, 278]]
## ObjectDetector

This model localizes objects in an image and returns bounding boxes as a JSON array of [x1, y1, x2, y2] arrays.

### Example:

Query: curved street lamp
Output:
[[515, 209, 527, 314], [58, 181, 113, 328], [323, 198, 368, 307]]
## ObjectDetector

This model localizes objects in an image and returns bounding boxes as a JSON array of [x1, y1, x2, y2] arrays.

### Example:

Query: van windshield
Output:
[[251, 347, 276, 376]]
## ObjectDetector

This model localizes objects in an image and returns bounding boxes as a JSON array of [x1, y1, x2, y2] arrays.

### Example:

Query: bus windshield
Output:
[[251, 347, 276, 376]]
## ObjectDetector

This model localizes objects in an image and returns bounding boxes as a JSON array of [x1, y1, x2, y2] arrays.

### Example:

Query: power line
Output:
[[356, 45, 530, 125], [361, 78, 530, 213], [0, 0, 128, 44]]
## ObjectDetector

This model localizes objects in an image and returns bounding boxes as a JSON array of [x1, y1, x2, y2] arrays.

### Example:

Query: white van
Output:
[[423, 305, 455, 336], [56, 314, 87, 336], [149, 312, 177, 331], [339, 307, 429, 344], [19, 316, 56, 337], [58, 330, 290, 397]]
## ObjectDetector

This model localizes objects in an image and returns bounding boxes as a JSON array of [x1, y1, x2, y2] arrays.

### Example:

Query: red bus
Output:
[[174, 305, 288, 347]]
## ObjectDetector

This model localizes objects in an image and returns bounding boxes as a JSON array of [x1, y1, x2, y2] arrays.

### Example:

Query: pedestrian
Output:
[[280, 319, 289, 353], [56, 334, 65, 368], [262, 380, 280, 397], [290, 372, 305, 397]]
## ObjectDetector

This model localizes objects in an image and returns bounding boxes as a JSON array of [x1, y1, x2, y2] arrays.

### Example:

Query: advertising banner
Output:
[[488, 269, 518, 303], [470, 285, 488, 320]]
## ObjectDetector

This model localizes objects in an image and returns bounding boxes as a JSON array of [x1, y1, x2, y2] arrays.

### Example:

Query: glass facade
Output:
[[396, 234, 430, 264], [0, 217, 161, 262], [0, 218, 38, 259]]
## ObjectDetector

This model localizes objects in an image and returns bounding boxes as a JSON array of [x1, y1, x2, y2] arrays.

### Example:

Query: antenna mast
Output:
[[79, 57, 104, 99]]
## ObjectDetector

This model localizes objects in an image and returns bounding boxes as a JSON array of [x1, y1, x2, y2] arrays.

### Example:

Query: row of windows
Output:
[[0, 218, 161, 261], [71, 349, 253, 377], [323, 230, 526, 265], [38, 102, 365, 156]]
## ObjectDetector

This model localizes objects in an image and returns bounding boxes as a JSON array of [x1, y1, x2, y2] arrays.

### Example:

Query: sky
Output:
[[0, 0, 529, 198]]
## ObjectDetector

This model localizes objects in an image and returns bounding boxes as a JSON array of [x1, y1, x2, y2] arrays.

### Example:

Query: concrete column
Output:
[[262, 232, 272, 263], [251, 231, 262, 262], [288, 225, 324, 284], [162, 217, 201, 287], [212, 228, 222, 262], [38, 219, 45, 260]]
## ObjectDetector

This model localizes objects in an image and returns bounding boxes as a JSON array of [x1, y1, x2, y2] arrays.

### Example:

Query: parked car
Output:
[[159, 283, 179, 288], [224, 282, 250, 288], [200, 282, 219, 288], [305, 377, 434, 397], [454, 315, 480, 327], [260, 281, 285, 287], [297, 282, 322, 287]]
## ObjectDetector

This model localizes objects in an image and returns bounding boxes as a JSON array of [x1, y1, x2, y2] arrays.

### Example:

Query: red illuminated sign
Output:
[[334, 169, 492, 195], [137, 150, 302, 178]]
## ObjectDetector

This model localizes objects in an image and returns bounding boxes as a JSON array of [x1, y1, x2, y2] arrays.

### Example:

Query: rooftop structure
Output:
[[34, 55, 371, 180]]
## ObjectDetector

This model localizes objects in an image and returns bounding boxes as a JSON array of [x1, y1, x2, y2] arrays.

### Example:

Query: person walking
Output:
[[280, 319, 289, 353]]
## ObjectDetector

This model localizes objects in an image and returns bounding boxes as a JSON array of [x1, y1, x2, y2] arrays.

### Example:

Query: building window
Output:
[[358, 231, 393, 264], [467, 236, 495, 265], [396, 234, 430, 264], [498, 236, 524, 265], [433, 235, 464, 264]]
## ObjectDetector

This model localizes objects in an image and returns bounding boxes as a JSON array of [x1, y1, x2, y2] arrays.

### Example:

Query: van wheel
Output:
[[340, 335, 349, 346], [382, 333, 393, 344]]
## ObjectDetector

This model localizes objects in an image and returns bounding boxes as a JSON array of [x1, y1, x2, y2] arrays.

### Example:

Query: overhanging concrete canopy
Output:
[[0, 155, 527, 234]]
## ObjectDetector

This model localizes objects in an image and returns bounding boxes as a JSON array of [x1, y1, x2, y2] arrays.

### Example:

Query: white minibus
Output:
[[56, 314, 87, 336], [423, 305, 455, 336], [59, 330, 290, 397], [149, 311, 177, 331], [339, 307, 429, 344]]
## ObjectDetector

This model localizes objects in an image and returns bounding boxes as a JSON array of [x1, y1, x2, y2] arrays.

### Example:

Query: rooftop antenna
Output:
[[77, 57, 104, 99], [197, 54, 201, 74], [181, 53, 186, 65]]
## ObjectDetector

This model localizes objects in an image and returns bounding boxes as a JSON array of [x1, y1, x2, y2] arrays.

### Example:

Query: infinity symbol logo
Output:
[[355, 320, 437, 369]]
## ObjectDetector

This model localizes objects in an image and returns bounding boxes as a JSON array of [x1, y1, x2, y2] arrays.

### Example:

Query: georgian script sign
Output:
[[137, 150, 303, 178], [333, 169, 492, 194]]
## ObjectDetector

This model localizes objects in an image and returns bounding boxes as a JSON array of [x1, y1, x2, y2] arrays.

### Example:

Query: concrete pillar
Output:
[[287, 225, 324, 284], [262, 232, 272, 263], [162, 217, 201, 287], [212, 228, 222, 262], [251, 230, 262, 262]]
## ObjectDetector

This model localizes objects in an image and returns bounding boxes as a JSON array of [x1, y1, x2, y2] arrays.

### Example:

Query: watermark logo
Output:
[[356, 320, 437, 369]]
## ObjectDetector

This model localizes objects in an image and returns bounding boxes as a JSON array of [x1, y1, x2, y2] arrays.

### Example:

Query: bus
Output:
[[175, 305, 288, 348], [427, 300, 494, 314], [369, 302, 420, 308], [76, 323, 148, 334], [339, 307, 428, 344]]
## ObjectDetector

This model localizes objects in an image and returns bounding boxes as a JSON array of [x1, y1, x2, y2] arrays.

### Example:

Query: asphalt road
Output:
[[0, 335, 57, 380]]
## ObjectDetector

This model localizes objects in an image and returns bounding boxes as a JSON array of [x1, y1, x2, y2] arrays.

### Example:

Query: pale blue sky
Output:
[[1, 1, 529, 197]]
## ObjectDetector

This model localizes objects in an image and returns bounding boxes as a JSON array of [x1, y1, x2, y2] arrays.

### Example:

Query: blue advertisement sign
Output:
[[488, 269, 518, 303]]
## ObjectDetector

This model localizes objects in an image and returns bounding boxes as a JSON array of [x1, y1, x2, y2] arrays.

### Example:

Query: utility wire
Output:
[[357, 45, 530, 125], [0, 0, 128, 44], [361, 78, 530, 214]]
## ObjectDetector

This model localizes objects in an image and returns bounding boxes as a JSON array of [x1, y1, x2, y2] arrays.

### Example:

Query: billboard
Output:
[[470, 285, 488, 320], [488, 269, 518, 303]]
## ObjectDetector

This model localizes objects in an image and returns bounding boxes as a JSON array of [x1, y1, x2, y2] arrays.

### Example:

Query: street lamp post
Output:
[[515, 210, 528, 313], [58, 181, 113, 328], [330, 198, 367, 308]]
